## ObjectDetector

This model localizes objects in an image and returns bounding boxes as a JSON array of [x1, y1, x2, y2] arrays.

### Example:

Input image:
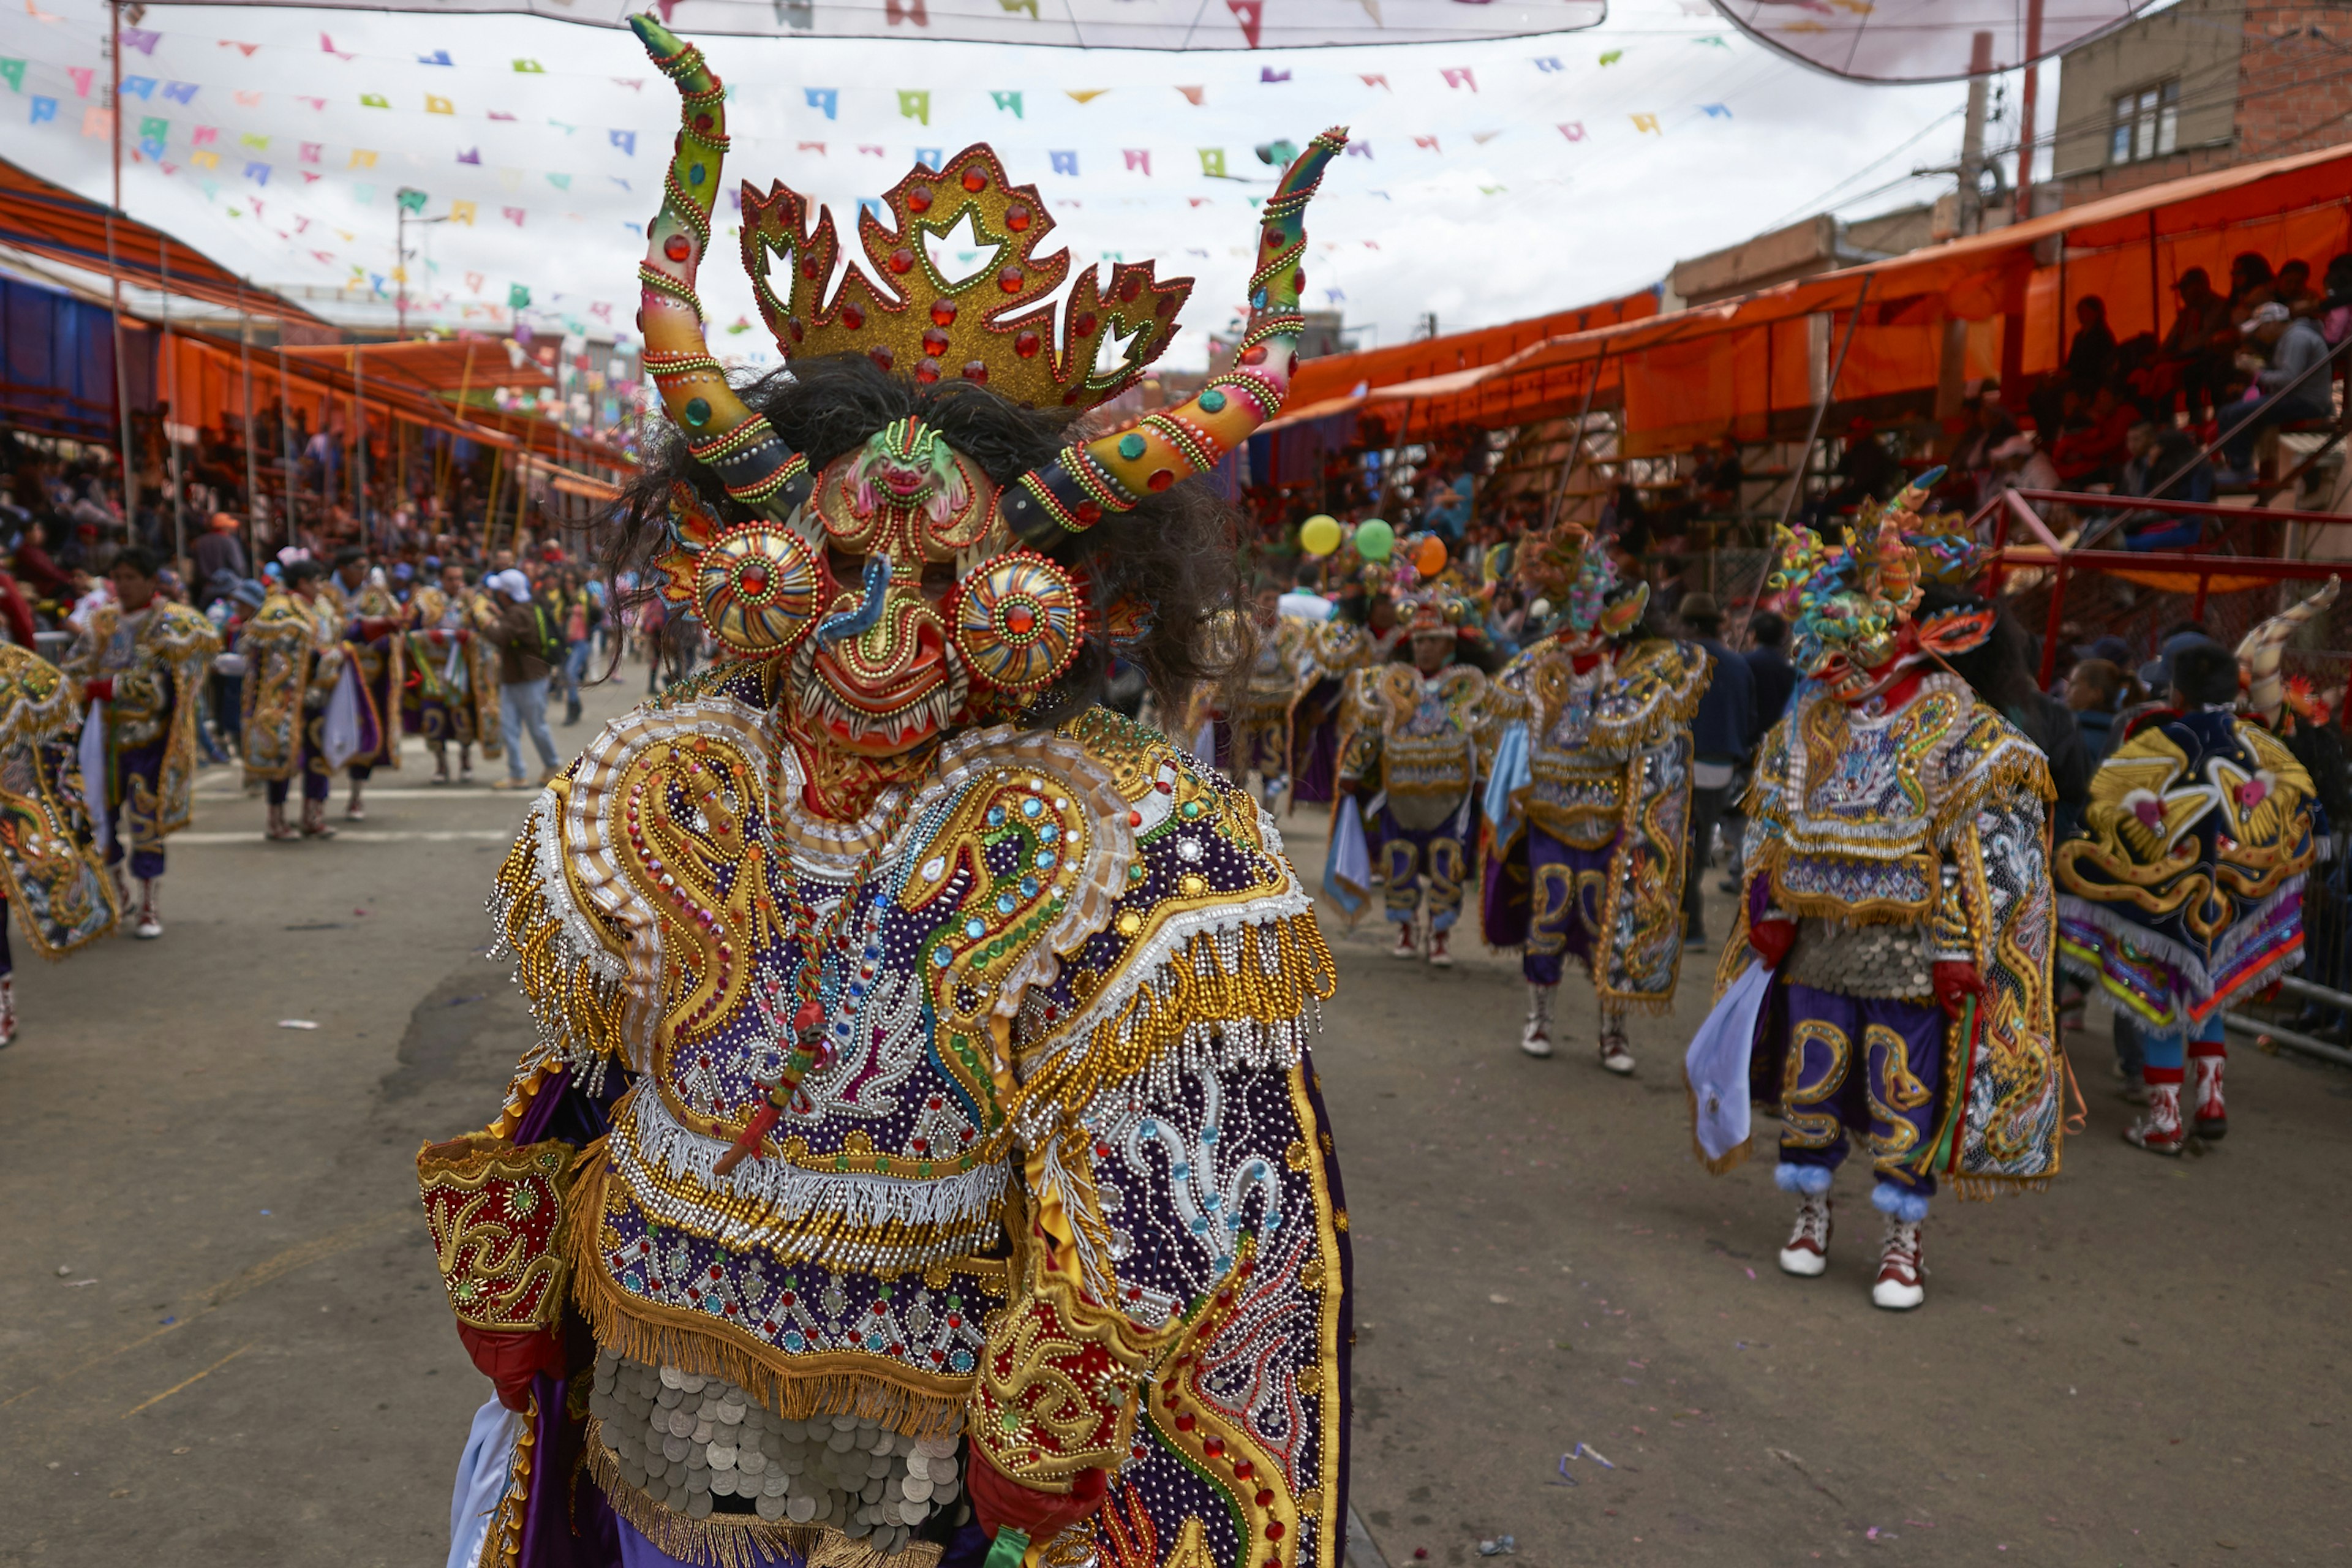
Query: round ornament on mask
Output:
[[951, 551, 1085, 691], [696, 524, 820, 657]]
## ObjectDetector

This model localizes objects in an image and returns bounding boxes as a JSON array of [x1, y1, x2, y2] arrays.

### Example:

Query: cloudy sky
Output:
[[1, 0, 1988, 368]]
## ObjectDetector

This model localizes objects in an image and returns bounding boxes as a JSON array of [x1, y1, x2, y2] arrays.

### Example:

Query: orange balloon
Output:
[[1414, 535, 1449, 578]]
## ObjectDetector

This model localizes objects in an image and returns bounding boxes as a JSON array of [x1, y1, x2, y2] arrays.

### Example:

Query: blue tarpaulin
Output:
[[1, 271, 142, 443]]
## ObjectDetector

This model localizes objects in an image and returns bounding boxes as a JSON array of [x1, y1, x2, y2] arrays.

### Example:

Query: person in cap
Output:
[[1331, 571, 1497, 967], [416, 25, 1352, 1568], [190, 510, 247, 587], [481, 568, 564, 791], [1482, 523, 1709, 1072], [61, 543, 221, 938], [1695, 482, 2061, 1310], [2059, 587, 2331, 1154], [2223, 301, 2335, 477]]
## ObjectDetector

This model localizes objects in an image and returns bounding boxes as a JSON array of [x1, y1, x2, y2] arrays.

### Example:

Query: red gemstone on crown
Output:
[[915, 357, 941, 384], [997, 265, 1025, 293], [1240, 345, 1267, 366], [923, 327, 950, 355], [802, 255, 823, 279], [1072, 312, 1097, 337], [889, 247, 914, 275], [1014, 330, 1041, 358], [788, 316, 805, 342], [1003, 604, 1037, 636], [693, 113, 713, 131], [908, 184, 935, 213], [841, 301, 865, 330], [1119, 275, 1142, 302], [962, 360, 987, 382], [870, 345, 894, 370], [1005, 202, 1032, 232], [1076, 502, 1102, 524], [931, 299, 958, 328], [663, 234, 692, 262], [962, 166, 989, 192], [739, 564, 769, 594], [1148, 469, 1175, 491]]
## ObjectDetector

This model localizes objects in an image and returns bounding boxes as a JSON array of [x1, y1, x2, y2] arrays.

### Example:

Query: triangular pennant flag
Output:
[[1066, 89, 1106, 104], [1176, 86, 1204, 106]]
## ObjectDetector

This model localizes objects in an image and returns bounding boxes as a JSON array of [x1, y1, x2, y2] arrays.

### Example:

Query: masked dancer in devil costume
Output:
[[1687, 488, 2064, 1311], [420, 20, 1354, 1568]]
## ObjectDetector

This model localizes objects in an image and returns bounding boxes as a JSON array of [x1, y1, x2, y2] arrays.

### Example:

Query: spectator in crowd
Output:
[[2112, 423, 2214, 548], [1695, 435, 1744, 515], [2274, 258, 2318, 317], [2156, 268, 2233, 420], [1812, 415, 1905, 527], [2226, 251, 2278, 325], [2318, 253, 2352, 345], [1276, 557, 1334, 621], [1951, 382, 2019, 492], [2051, 382, 2138, 487], [2065, 654, 2138, 766], [1717, 608, 1796, 894], [484, 568, 562, 791], [549, 566, 601, 726], [2066, 295, 2119, 391], [1675, 592, 1755, 946], [11, 518, 77, 604], [2223, 302, 2335, 476], [191, 511, 247, 588]]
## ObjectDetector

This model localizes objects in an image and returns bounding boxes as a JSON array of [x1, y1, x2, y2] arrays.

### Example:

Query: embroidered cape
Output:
[[0, 643, 119, 955], [1705, 675, 2064, 1195], [63, 598, 220, 842]]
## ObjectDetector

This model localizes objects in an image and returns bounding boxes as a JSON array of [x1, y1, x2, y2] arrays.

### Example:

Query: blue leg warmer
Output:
[[1774, 1163, 1834, 1196], [1870, 1181, 1931, 1223]]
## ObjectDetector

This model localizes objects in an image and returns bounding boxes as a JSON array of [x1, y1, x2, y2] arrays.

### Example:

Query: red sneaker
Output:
[[1871, 1216, 1926, 1310], [2191, 1055, 2227, 1141], [2124, 1081, 2187, 1156], [1777, 1191, 1831, 1277]]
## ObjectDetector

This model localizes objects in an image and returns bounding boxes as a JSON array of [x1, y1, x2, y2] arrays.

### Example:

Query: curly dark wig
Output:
[[600, 353, 1249, 723]]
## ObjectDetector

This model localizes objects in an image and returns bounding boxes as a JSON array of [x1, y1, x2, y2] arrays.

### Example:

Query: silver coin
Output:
[[600, 1423, 625, 1452], [662, 1435, 690, 1463], [869, 1454, 894, 1480], [861, 1478, 885, 1504], [709, 1444, 738, 1470], [687, 1490, 714, 1519], [685, 1446, 709, 1473], [692, 1420, 715, 1444], [756, 1493, 788, 1521], [831, 1414, 860, 1432], [737, 1449, 766, 1476], [901, 1475, 934, 1502], [660, 1366, 685, 1390], [678, 1373, 707, 1393], [686, 1466, 712, 1494], [668, 1410, 694, 1439], [913, 1436, 957, 1459], [717, 1403, 745, 1427], [845, 1517, 873, 1540], [709, 1471, 737, 1497], [900, 1497, 931, 1525], [777, 1420, 808, 1442], [827, 1430, 856, 1453], [763, 1472, 788, 1498], [787, 1494, 818, 1525]]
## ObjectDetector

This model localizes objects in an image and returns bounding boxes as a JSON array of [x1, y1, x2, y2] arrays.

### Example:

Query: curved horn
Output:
[[629, 14, 812, 521], [998, 127, 1350, 548], [2236, 573, 2339, 725]]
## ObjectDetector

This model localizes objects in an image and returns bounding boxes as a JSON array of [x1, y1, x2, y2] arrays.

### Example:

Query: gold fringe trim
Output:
[[1948, 1174, 2054, 1202], [1008, 912, 1338, 1129], [583, 1427, 948, 1568], [1683, 1072, 1755, 1177], [494, 820, 631, 1066], [562, 1166, 973, 1441], [475, 1392, 537, 1568], [1931, 746, 2054, 844]]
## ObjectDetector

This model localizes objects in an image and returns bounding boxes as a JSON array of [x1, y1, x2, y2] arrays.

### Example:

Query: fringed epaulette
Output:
[[1589, 638, 1711, 751], [148, 601, 224, 660], [1001, 721, 1336, 1139], [1926, 701, 2053, 848], [488, 789, 631, 1104]]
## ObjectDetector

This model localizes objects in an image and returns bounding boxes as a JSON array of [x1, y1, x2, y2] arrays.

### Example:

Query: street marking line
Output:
[[170, 830, 516, 843], [121, 1344, 253, 1419], [1, 1208, 411, 1410], [192, 787, 538, 801]]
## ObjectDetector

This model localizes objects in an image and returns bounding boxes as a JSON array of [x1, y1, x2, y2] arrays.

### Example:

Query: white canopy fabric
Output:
[[1711, 0, 2158, 83], [138, 0, 1608, 50]]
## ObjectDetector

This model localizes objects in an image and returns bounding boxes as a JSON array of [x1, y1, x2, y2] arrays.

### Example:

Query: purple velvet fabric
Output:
[[1771, 981, 1945, 1196], [1482, 824, 1611, 986]]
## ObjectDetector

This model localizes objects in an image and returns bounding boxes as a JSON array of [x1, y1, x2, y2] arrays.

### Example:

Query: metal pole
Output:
[[238, 281, 258, 572], [160, 241, 184, 573], [2015, 0, 2044, 219], [353, 344, 369, 550], [276, 335, 298, 551], [1777, 274, 1875, 530], [1545, 349, 1607, 529], [105, 0, 136, 530]]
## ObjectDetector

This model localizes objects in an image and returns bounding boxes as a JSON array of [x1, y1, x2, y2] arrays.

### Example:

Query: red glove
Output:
[[967, 1448, 1110, 1544], [1748, 916, 1796, 969], [1932, 959, 1991, 1020], [454, 1324, 565, 1412], [83, 677, 114, 703], [355, 616, 398, 641]]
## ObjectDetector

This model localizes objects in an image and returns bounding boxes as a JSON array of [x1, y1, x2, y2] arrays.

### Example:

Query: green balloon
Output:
[[1354, 518, 1394, 562]]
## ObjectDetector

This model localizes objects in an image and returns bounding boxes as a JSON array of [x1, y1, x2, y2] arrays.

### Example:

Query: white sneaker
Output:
[[1597, 1027, 1635, 1076], [1777, 1191, 1831, 1277], [1871, 1216, 1926, 1310], [1389, 925, 1419, 960], [134, 882, 162, 940], [1427, 930, 1454, 968], [1520, 983, 1556, 1058]]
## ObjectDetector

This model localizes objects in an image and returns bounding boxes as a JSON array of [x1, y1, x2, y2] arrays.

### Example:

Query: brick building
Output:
[[2054, 0, 2352, 206]]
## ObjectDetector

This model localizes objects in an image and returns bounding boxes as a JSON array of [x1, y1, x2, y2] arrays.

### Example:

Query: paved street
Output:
[[4, 698, 2348, 1567]]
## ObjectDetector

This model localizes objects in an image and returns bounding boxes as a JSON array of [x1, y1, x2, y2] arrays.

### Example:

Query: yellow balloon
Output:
[[1299, 514, 1343, 557], [1414, 535, 1449, 578]]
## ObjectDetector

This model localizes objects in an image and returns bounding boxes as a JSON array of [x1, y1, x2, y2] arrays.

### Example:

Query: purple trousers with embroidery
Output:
[[1775, 982, 1945, 1196], [1372, 805, 1468, 931], [1481, 825, 1614, 987], [106, 738, 168, 881]]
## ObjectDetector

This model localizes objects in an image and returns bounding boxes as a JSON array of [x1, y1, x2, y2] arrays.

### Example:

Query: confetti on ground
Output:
[[277, 1019, 320, 1030]]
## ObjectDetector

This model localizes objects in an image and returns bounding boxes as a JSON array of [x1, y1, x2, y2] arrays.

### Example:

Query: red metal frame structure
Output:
[[1973, 488, 2352, 696]]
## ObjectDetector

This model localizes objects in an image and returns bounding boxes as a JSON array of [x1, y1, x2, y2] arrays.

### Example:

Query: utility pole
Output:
[[105, 0, 136, 528], [394, 189, 446, 339], [1937, 30, 1997, 424], [2015, 0, 2045, 219]]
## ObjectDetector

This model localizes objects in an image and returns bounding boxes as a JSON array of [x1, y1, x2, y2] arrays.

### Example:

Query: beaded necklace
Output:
[[714, 778, 923, 1175]]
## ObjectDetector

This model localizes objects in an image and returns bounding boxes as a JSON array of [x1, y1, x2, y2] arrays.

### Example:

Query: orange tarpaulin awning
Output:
[[0, 154, 330, 326], [1342, 140, 2352, 454], [282, 339, 556, 398]]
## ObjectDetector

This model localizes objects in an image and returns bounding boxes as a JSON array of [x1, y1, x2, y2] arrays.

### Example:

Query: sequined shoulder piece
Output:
[[146, 600, 224, 658], [0, 642, 82, 742], [1589, 638, 1709, 750], [1007, 707, 1335, 1137], [1920, 690, 2054, 840]]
